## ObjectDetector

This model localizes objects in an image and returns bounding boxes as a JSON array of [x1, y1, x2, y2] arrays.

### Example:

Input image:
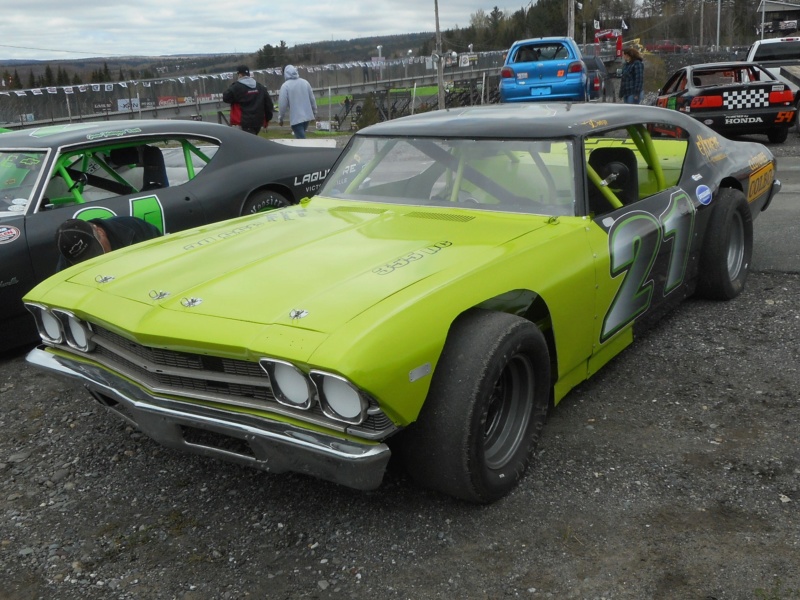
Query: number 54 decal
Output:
[[601, 190, 696, 342]]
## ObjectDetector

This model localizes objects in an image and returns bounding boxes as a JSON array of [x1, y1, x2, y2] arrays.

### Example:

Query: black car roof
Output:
[[357, 103, 698, 139], [0, 119, 249, 150]]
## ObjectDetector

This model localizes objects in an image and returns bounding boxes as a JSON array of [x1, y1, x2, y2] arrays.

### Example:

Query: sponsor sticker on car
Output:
[[0, 225, 21, 244], [748, 163, 775, 203]]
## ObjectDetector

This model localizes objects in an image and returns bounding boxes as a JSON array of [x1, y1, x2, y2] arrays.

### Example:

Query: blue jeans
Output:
[[623, 94, 640, 104], [291, 121, 310, 139]]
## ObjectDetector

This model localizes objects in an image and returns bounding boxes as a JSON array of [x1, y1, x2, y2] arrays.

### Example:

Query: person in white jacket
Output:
[[278, 65, 317, 139]]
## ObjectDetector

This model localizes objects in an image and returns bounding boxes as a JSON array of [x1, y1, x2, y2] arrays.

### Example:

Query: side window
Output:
[[661, 73, 685, 94], [41, 137, 219, 210], [584, 124, 690, 216]]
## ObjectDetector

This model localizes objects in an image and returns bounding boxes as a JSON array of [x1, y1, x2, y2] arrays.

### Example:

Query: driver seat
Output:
[[588, 147, 639, 213]]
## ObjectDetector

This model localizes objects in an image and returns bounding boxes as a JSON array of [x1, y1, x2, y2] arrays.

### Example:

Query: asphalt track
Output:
[[755, 160, 800, 273]]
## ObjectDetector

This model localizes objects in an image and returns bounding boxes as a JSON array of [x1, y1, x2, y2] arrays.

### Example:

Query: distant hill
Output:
[[0, 33, 438, 83]]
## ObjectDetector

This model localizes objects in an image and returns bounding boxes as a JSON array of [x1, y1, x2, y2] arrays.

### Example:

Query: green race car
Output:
[[24, 103, 780, 503]]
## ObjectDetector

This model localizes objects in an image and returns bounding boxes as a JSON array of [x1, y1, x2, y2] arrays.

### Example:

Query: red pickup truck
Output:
[[646, 39, 691, 53]]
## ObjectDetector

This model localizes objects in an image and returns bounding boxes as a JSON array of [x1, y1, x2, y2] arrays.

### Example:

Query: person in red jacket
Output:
[[222, 65, 274, 135]]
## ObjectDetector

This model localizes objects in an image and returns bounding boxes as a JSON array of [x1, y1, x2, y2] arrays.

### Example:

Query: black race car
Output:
[[0, 120, 340, 350], [655, 61, 796, 143]]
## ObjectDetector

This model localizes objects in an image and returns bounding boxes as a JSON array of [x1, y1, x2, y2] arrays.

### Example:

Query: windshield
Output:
[[321, 136, 577, 217], [1, 150, 46, 218]]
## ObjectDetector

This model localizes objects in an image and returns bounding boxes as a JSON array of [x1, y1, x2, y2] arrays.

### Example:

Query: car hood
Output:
[[60, 198, 552, 334]]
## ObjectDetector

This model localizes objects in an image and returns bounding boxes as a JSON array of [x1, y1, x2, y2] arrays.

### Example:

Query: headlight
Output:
[[259, 358, 313, 410], [310, 371, 368, 425], [52, 310, 94, 352], [25, 303, 64, 344]]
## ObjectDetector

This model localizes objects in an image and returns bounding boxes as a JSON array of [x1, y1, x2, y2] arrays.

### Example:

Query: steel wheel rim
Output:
[[727, 210, 745, 280], [483, 354, 534, 470]]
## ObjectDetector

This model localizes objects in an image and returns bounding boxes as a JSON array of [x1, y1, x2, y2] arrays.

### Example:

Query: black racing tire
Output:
[[795, 99, 800, 134], [397, 309, 550, 503], [767, 127, 789, 144], [241, 189, 291, 215], [695, 188, 753, 300]]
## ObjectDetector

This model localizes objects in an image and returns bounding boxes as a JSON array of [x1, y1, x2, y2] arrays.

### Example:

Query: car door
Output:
[[0, 216, 38, 335], [583, 123, 696, 359]]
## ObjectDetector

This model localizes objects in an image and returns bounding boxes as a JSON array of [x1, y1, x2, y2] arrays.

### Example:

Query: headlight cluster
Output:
[[25, 303, 95, 352], [259, 358, 369, 425]]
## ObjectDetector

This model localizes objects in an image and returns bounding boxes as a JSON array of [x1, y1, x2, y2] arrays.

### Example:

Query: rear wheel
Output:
[[241, 189, 290, 215], [397, 309, 551, 503], [767, 127, 789, 144], [695, 188, 753, 300], [795, 98, 800, 134]]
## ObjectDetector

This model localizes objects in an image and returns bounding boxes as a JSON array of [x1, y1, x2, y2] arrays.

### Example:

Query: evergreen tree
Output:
[[256, 44, 276, 68], [276, 41, 290, 68], [56, 67, 69, 86], [357, 93, 380, 129]]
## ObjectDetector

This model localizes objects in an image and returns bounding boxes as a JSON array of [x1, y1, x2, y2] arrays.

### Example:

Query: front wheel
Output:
[[695, 188, 753, 300], [397, 309, 551, 503], [241, 189, 290, 215]]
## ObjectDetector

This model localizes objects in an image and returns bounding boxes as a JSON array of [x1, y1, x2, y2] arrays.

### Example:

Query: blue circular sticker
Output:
[[696, 185, 713, 205]]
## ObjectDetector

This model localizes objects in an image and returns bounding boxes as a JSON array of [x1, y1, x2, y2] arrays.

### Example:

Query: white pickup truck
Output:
[[746, 37, 800, 131], [746, 37, 800, 90]]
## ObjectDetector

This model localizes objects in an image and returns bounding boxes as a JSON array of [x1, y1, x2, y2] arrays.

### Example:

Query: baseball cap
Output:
[[55, 219, 104, 266], [236, 65, 250, 76]]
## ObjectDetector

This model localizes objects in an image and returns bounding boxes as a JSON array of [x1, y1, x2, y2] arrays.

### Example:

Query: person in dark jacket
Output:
[[222, 65, 274, 135], [619, 47, 644, 104], [55, 217, 162, 271]]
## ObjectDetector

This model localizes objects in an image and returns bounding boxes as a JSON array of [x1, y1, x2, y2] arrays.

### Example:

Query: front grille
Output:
[[88, 326, 393, 436]]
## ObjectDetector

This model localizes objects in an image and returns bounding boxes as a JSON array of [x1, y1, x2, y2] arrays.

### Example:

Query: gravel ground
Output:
[[2, 133, 799, 600]]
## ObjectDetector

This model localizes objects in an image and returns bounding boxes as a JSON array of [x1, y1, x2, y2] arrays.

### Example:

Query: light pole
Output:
[[716, 0, 721, 50], [377, 45, 383, 81], [405, 49, 413, 79]]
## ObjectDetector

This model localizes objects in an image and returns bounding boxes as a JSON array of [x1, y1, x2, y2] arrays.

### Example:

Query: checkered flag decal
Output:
[[723, 89, 769, 109]]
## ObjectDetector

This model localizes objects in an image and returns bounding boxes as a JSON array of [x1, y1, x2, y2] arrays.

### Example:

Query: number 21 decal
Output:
[[71, 195, 165, 233], [601, 190, 695, 342]]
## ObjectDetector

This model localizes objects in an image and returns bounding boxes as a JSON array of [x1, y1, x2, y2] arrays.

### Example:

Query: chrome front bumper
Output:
[[27, 347, 391, 491]]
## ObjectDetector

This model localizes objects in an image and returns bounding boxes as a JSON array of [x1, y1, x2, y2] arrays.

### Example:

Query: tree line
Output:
[[1, 1, 767, 90]]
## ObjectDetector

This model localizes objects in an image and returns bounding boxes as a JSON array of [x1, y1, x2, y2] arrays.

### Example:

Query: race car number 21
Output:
[[601, 190, 696, 342], [71, 196, 165, 233]]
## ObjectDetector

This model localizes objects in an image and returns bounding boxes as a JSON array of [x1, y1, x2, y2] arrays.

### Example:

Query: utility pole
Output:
[[700, 0, 704, 48], [568, 0, 575, 38], [435, 0, 445, 110]]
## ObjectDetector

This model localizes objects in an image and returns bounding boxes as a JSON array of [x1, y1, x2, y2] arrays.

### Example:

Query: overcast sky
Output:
[[2, 1, 497, 62]]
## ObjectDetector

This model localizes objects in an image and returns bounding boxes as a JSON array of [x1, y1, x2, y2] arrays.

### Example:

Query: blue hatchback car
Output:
[[500, 37, 588, 103]]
